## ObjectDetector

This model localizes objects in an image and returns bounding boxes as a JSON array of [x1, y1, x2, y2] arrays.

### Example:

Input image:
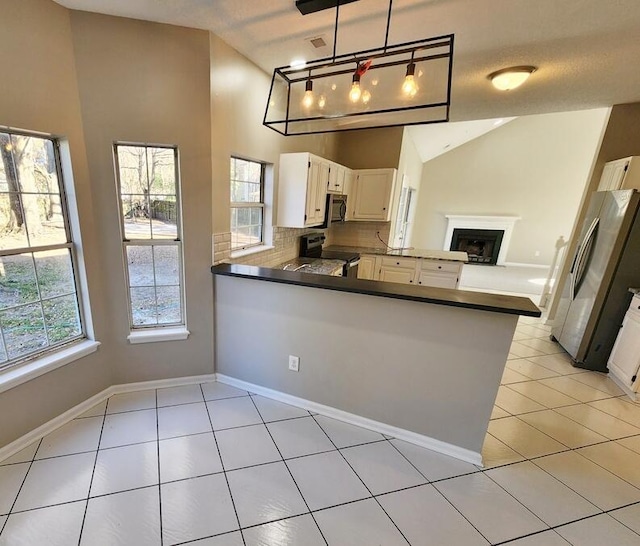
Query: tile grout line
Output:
[[76, 396, 110, 545], [0, 437, 44, 537], [247, 395, 330, 546], [383, 437, 490, 543], [309, 413, 412, 546], [154, 390, 164, 546], [199, 383, 247, 546]]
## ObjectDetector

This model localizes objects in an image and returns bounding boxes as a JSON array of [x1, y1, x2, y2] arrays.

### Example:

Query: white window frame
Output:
[[113, 143, 188, 343], [0, 127, 99, 389], [230, 156, 266, 252]]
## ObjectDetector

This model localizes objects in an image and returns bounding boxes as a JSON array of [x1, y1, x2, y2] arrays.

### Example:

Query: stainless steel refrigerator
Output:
[[552, 189, 640, 372]]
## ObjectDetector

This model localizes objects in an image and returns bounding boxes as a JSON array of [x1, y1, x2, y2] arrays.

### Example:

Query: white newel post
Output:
[[444, 215, 521, 266]]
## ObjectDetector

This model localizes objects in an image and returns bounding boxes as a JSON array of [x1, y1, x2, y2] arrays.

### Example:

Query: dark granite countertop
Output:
[[212, 263, 541, 317], [275, 257, 345, 276], [324, 245, 468, 262]]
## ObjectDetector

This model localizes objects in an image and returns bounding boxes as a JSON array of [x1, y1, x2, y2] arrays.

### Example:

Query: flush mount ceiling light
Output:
[[263, 0, 454, 136], [488, 66, 536, 91]]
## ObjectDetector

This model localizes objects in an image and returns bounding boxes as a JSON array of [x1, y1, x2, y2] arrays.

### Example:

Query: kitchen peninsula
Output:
[[211, 264, 540, 465]]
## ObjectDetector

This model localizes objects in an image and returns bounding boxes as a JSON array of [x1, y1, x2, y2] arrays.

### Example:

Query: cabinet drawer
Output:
[[420, 260, 460, 273], [381, 256, 416, 269]]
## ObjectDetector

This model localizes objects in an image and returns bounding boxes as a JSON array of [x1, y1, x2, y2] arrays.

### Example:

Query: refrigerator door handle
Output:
[[571, 217, 600, 300]]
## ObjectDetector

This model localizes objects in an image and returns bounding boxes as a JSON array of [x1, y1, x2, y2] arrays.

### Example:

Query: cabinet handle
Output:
[[315, 208, 321, 212]]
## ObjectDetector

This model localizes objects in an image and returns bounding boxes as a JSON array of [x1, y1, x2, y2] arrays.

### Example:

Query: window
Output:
[[230, 157, 264, 250], [0, 130, 84, 369], [114, 144, 185, 329]]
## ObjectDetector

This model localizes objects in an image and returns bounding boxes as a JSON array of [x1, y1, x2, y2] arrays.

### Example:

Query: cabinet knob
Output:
[[396, 262, 400, 265], [409, 280, 413, 283], [418, 281, 422, 285], [438, 266, 442, 269], [383, 207, 386, 211], [315, 208, 321, 212]]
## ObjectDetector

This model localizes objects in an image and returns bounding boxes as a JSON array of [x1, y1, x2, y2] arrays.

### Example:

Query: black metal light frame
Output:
[[263, 1, 454, 136]]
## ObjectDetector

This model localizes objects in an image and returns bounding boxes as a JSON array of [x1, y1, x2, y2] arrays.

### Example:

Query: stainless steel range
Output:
[[300, 233, 360, 278]]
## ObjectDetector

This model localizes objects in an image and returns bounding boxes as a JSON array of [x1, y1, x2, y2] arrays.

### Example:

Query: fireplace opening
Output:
[[450, 228, 505, 265]]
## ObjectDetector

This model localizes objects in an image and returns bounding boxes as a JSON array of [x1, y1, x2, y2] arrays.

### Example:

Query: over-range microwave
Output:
[[322, 193, 347, 227]]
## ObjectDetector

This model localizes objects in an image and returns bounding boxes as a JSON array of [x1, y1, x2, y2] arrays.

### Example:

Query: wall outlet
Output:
[[534, 250, 541, 257], [288, 355, 300, 372]]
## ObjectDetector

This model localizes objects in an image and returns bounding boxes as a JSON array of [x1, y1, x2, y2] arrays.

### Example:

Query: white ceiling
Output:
[[407, 117, 515, 163], [53, 0, 640, 122]]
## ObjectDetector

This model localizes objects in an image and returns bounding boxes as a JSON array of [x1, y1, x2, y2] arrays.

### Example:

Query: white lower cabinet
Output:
[[358, 254, 462, 288], [608, 295, 640, 393], [357, 255, 377, 280]]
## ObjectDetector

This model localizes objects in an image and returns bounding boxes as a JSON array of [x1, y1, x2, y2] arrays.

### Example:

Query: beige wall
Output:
[[337, 127, 404, 170], [209, 34, 338, 267], [411, 109, 609, 265], [0, 0, 112, 446], [69, 12, 214, 384]]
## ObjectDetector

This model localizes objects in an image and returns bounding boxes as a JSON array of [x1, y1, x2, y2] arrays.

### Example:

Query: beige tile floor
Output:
[[0, 315, 639, 545]]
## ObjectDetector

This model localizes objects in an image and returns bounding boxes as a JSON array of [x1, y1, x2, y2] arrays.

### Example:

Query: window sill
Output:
[[0, 339, 101, 395], [127, 327, 190, 345], [230, 245, 274, 260]]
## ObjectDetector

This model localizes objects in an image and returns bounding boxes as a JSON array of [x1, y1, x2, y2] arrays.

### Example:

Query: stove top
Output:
[[320, 249, 360, 263]]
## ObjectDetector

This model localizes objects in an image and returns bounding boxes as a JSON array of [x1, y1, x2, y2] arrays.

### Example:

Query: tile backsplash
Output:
[[325, 221, 391, 248], [213, 222, 391, 268], [212, 227, 324, 267]]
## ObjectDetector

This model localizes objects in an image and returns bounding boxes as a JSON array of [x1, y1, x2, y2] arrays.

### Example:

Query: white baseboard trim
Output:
[[502, 262, 551, 269], [216, 373, 483, 466], [608, 371, 638, 402], [0, 373, 217, 464], [110, 374, 216, 395]]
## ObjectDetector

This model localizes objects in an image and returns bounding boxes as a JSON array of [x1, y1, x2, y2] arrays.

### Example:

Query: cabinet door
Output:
[[416, 270, 458, 289], [357, 255, 376, 280], [379, 265, 416, 284], [351, 169, 395, 221], [608, 313, 640, 387], [598, 159, 629, 191], [305, 158, 328, 226], [305, 159, 322, 225]]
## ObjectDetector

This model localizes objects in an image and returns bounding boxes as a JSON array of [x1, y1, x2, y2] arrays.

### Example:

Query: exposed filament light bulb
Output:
[[402, 61, 419, 97], [349, 73, 362, 103], [302, 78, 314, 108]]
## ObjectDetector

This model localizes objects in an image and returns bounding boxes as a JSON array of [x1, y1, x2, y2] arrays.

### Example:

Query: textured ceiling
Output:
[[53, 0, 640, 121]]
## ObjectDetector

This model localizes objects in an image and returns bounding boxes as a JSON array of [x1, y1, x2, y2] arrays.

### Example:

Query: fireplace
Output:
[[443, 215, 520, 266], [450, 228, 504, 265]]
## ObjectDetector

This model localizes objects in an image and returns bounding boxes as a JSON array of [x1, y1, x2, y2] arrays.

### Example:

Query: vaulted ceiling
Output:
[[54, 0, 640, 121]]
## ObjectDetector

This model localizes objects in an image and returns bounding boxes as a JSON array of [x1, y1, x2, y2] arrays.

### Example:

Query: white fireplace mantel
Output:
[[443, 215, 521, 266]]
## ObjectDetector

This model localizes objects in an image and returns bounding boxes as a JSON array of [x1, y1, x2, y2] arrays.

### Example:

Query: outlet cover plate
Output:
[[289, 355, 300, 372]]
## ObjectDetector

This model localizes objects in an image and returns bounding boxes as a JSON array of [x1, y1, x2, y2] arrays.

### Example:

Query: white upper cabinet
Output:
[[327, 163, 350, 194], [349, 168, 397, 221], [597, 157, 640, 191], [277, 153, 328, 227]]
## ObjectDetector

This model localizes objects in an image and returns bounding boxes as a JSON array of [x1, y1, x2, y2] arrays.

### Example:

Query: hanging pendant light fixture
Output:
[[302, 74, 314, 108], [263, 0, 454, 135]]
